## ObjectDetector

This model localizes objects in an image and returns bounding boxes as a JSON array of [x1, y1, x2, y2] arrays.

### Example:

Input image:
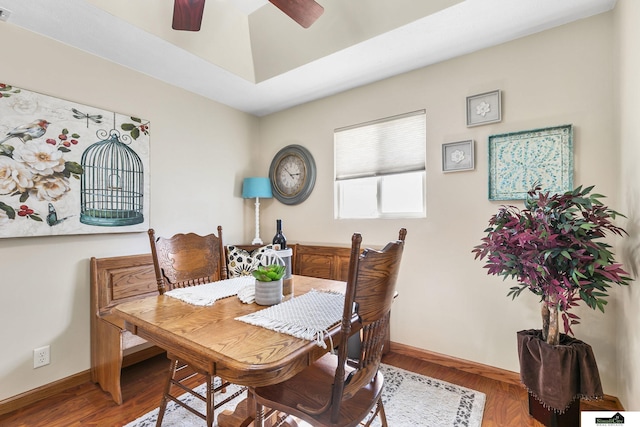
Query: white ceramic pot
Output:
[[254, 279, 283, 306]]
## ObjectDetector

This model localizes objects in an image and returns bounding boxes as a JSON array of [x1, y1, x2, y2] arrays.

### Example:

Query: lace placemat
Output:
[[165, 276, 255, 306], [235, 289, 345, 348]]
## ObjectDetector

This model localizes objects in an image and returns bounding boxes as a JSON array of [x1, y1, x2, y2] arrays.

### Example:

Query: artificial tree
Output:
[[473, 184, 631, 345]]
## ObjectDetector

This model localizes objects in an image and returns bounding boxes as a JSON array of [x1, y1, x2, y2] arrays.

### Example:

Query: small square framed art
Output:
[[466, 90, 501, 127], [442, 140, 474, 172]]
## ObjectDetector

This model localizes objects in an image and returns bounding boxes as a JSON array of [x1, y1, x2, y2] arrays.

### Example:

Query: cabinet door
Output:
[[335, 255, 351, 281], [297, 252, 333, 279], [295, 245, 353, 281]]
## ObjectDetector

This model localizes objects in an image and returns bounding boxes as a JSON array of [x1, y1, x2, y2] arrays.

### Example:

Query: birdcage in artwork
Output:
[[80, 129, 144, 226]]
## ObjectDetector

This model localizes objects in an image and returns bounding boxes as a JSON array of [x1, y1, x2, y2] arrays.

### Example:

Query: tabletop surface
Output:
[[114, 275, 346, 387]]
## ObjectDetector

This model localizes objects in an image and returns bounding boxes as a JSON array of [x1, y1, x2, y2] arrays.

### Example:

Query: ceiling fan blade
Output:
[[269, 0, 324, 28], [172, 0, 205, 31]]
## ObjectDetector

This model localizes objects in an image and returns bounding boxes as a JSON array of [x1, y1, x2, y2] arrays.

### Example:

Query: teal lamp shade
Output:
[[243, 177, 272, 244], [242, 177, 273, 199]]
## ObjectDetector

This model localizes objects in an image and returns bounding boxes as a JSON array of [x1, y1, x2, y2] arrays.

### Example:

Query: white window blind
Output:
[[334, 110, 426, 181]]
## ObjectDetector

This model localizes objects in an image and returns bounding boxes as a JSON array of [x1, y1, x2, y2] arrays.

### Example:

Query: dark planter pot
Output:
[[517, 329, 604, 427], [527, 394, 580, 427]]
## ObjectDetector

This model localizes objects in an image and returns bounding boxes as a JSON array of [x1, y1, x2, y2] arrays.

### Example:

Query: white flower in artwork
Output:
[[450, 149, 465, 164], [476, 101, 491, 117], [12, 140, 65, 175], [0, 155, 34, 195], [31, 174, 71, 202]]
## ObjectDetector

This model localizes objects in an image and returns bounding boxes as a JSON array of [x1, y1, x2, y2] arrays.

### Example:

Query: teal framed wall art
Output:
[[488, 124, 573, 200]]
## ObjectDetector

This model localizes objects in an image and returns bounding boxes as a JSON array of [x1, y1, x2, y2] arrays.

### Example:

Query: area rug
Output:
[[124, 364, 485, 427]]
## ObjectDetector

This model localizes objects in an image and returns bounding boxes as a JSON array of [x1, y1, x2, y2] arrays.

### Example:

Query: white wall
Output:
[[0, 24, 258, 401], [615, 0, 640, 411], [255, 12, 628, 399]]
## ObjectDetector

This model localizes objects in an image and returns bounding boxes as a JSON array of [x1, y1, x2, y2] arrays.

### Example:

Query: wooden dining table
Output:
[[114, 274, 348, 427]]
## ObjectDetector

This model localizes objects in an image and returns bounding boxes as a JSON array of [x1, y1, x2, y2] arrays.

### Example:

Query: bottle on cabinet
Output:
[[272, 219, 293, 294], [272, 219, 287, 249]]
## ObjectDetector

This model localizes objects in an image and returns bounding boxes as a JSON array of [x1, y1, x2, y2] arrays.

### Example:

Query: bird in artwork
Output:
[[0, 119, 50, 144], [46, 203, 72, 226]]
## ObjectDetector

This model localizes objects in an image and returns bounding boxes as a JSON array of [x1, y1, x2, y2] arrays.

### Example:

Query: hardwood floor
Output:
[[0, 350, 622, 427]]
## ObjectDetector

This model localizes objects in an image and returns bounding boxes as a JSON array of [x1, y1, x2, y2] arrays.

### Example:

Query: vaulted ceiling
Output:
[[0, 0, 617, 116]]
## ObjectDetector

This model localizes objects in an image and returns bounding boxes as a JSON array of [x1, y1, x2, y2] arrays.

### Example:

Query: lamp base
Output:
[[252, 237, 264, 245]]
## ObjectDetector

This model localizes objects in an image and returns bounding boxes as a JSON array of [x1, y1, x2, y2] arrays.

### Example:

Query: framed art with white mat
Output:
[[466, 90, 501, 127], [442, 140, 474, 172]]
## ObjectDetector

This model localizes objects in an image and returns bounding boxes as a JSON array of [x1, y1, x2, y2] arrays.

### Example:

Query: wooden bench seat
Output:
[[90, 254, 164, 404]]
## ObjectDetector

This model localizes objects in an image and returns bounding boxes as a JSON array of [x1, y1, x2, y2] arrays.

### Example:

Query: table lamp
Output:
[[242, 177, 273, 245]]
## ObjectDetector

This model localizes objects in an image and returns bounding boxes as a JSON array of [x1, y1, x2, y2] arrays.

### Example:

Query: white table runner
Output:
[[235, 289, 345, 348], [165, 276, 255, 306]]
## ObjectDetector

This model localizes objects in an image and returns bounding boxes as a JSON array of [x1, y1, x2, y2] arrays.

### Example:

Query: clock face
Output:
[[275, 154, 307, 197], [269, 145, 316, 205]]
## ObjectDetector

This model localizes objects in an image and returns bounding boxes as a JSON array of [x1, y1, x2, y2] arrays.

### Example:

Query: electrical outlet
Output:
[[33, 345, 50, 368]]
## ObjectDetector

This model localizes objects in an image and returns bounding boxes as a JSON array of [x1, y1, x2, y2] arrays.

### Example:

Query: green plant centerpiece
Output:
[[252, 264, 286, 282], [472, 184, 631, 346], [252, 263, 287, 306]]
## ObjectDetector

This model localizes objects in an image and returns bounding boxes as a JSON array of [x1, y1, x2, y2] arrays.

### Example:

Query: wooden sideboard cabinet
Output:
[[293, 244, 352, 281], [226, 243, 353, 282]]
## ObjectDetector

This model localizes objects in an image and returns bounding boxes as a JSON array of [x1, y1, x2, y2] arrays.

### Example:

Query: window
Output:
[[334, 110, 426, 219]]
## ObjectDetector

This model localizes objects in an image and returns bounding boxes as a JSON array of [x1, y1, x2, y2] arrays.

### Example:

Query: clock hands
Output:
[[284, 167, 301, 178]]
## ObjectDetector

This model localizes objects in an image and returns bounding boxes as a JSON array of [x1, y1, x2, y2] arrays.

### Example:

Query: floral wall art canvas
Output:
[[0, 82, 150, 238]]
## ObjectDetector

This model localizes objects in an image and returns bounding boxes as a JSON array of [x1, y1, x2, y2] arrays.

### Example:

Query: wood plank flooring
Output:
[[0, 350, 622, 427]]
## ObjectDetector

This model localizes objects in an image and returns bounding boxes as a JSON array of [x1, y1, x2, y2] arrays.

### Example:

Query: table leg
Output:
[[217, 394, 254, 427], [217, 395, 300, 427]]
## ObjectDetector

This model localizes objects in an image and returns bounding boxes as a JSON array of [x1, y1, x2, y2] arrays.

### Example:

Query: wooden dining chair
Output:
[[252, 228, 407, 427], [149, 226, 228, 295], [148, 226, 244, 427]]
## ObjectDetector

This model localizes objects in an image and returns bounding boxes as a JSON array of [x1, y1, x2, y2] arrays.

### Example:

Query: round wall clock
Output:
[[269, 144, 316, 205]]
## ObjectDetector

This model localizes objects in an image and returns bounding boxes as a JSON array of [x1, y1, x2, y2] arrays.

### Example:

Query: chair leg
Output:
[[156, 358, 241, 427], [362, 397, 387, 427], [156, 358, 178, 427], [377, 399, 388, 427], [255, 401, 265, 427], [206, 374, 214, 427]]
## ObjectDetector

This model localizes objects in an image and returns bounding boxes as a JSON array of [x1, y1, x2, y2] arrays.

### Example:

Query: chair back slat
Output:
[[148, 226, 227, 294]]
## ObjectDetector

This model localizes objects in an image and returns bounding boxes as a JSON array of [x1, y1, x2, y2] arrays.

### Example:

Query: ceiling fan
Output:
[[172, 0, 324, 31]]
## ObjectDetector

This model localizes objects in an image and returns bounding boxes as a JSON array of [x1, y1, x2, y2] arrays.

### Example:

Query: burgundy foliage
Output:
[[472, 185, 631, 335]]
